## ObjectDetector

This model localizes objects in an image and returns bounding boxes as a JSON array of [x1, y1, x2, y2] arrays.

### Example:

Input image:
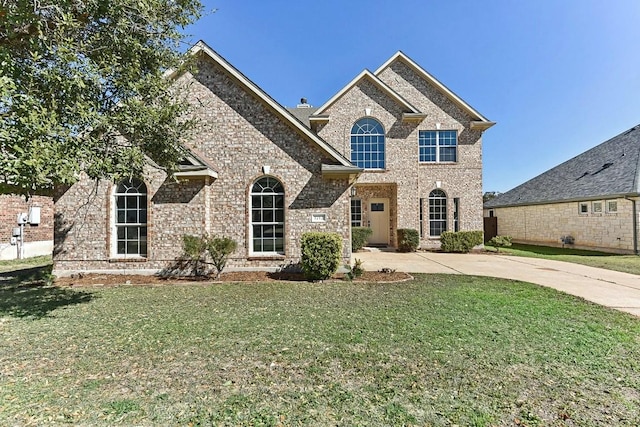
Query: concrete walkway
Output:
[[353, 249, 640, 317]]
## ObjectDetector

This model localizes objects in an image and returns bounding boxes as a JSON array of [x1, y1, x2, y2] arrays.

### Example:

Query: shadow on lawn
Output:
[[0, 265, 94, 319]]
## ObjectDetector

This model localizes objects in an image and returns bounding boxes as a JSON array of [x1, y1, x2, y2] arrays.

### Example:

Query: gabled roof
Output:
[[485, 124, 640, 208], [312, 69, 423, 119], [171, 41, 357, 171], [375, 51, 495, 129]]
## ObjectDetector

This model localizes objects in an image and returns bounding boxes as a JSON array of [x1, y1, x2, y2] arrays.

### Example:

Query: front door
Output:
[[368, 198, 389, 246]]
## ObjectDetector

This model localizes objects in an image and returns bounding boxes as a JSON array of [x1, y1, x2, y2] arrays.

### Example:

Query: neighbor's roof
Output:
[[484, 124, 640, 208]]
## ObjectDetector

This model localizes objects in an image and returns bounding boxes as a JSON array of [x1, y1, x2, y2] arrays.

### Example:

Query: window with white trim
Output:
[[113, 178, 147, 257], [607, 200, 618, 213], [592, 201, 603, 213], [429, 189, 447, 237], [579, 202, 588, 214], [250, 177, 285, 254], [350, 118, 385, 169], [419, 130, 457, 162], [351, 199, 362, 227]]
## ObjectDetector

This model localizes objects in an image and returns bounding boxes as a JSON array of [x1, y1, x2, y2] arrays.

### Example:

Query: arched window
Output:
[[114, 178, 147, 257], [350, 118, 385, 169], [250, 177, 284, 254], [429, 189, 447, 237]]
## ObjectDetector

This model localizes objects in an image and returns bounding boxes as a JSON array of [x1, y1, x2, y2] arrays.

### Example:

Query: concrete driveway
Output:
[[353, 249, 640, 317]]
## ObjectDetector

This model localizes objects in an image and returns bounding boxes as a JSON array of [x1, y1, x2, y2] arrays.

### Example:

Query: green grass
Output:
[[0, 255, 52, 273], [1, 267, 640, 426], [486, 243, 640, 275]]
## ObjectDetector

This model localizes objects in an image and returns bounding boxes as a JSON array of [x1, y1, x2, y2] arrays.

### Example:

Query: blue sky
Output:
[[184, 0, 640, 193]]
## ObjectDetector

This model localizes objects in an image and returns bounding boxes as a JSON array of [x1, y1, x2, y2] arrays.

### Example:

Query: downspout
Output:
[[626, 196, 639, 255], [633, 198, 638, 255]]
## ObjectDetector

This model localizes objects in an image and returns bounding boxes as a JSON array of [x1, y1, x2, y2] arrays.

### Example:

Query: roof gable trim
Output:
[[312, 70, 421, 117], [184, 41, 354, 168], [375, 51, 493, 126]]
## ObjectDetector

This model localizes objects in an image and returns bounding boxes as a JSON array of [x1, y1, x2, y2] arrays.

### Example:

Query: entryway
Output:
[[368, 198, 389, 246]]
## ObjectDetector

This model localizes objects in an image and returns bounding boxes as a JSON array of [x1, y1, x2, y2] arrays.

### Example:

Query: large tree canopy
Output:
[[0, 0, 203, 196]]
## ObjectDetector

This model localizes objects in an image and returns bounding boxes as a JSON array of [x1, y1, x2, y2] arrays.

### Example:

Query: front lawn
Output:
[[1, 269, 639, 426], [486, 243, 640, 275]]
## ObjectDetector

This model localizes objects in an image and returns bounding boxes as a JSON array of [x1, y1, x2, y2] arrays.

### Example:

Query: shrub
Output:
[[206, 236, 238, 278], [301, 232, 342, 281], [488, 235, 512, 252], [345, 258, 365, 281], [352, 227, 373, 252], [182, 234, 208, 275], [181, 234, 238, 277], [440, 230, 484, 253], [397, 228, 419, 252]]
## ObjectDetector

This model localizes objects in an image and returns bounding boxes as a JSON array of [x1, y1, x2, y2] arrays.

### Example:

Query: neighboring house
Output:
[[0, 195, 53, 260], [53, 41, 493, 275], [484, 124, 640, 254]]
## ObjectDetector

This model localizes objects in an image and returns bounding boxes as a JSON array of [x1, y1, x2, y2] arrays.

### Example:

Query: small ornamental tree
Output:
[[206, 236, 237, 279], [300, 232, 342, 281]]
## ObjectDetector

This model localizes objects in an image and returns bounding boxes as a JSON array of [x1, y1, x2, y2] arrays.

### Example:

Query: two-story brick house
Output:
[[53, 41, 493, 275], [292, 52, 494, 248]]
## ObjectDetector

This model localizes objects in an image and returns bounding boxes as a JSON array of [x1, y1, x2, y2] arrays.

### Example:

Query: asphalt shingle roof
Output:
[[485, 124, 640, 208], [286, 107, 318, 128]]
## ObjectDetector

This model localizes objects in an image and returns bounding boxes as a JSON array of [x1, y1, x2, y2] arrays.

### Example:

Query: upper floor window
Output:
[[351, 118, 385, 169], [250, 176, 285, 255], [419, 130, 457, 163], [113, 178, 147, 257]]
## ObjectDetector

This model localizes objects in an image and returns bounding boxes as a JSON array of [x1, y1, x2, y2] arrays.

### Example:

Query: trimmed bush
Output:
[[440, 230, 484, 253], [182, 234, 208, 275], [488, 235, 512, 252], [301, 232, 342, 281], [352, 227, 373, 252], [206, 236, 238, 278], [397, 228, 419, 252]]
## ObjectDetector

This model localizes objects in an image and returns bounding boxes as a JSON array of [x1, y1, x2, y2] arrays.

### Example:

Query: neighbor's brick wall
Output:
[[316, 60, 485, 248], [491, 198, 636, 253], [0, 194, 53, 244], [54, 56, 352, 273]]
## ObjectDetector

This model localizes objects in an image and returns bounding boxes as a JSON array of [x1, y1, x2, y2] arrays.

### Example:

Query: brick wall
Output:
[[316, 59, 485, 249], [0, 194, 53, 245], [490, 198, 636, 253], [53, 56, 353, 274]]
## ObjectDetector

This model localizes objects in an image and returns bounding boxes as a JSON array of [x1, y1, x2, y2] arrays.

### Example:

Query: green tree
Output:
[[0, 0, 204, 196]]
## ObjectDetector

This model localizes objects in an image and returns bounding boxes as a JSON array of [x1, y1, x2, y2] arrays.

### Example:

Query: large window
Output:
[[351, 199, 362, 227], [351, 118, 385, 169], [250, 177, 285, 254], [429, 189, 447, 237], [114, 178, 147, 257], [419, 130, 457, 162]]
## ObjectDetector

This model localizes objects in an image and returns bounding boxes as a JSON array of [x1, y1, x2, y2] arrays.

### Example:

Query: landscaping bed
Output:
[[55, 270, 412, 287]]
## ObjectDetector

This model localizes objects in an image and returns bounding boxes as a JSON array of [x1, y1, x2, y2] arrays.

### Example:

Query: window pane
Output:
[[117, 226, 125, 239], [252, 196, 262, 208], [117, 210, 125, 224], [275, 210, 284, 222], [117, 241, 126, 254], [263, 239, 274, 252], [126, 209, 138, 223], [127, 241, 138, 255], [263, 210, 274, 222], [275, 238, 284, 252], [252, 210, 262, 222], [253, 239, 262, 252]]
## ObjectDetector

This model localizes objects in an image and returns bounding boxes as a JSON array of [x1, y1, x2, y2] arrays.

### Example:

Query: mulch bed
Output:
[[55, 270, 412, 287]]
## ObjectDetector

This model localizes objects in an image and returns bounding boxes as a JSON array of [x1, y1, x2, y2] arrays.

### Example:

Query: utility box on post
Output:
[[28, 207, 41, 225]]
